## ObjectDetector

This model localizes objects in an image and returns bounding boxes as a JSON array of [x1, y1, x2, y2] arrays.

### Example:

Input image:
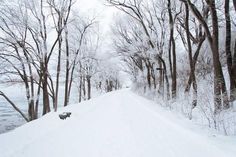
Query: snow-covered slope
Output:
[[0, 89, 235, 157]]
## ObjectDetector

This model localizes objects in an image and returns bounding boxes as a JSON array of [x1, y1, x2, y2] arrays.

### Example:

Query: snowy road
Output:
[[0, 89, 235, 157]]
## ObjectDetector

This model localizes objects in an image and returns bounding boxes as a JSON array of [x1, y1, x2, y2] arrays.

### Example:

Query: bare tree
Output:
[[167, 0, 178, 99], [64, 16, 96, 105], [107, 0, 170, 99], [0, 1, 42, 120], [185, 0, 229, 113], [47, 0, 73, 110], [176, 1, 207, 112]]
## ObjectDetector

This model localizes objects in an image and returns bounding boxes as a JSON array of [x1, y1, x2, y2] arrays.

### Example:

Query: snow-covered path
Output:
[[0, 89, 235, 157]]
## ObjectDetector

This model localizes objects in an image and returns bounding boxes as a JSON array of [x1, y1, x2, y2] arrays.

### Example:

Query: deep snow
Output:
[[0, 89, 235, 157]]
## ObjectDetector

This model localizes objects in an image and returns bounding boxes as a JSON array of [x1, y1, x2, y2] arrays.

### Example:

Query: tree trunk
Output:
[[232, 0, 236, 102], [209, 0, 229, 112], [87, 75, 91, 100], [185, 36, 205, 92], [155, 55, 170, 100], [35, 73, 42, 119], [184, 2, 197, 109], [79, 75, 82, 103], [225, 0, 236, 102], [167, 0, 177, 99], [68, 64, 75, 104], [41, 0, 50, 115], [233, 0, 236, 11], [42, 63, 50, 115], [64, 23, 70, 107], [232, 41, 236, 100], [151, 63, 157, 89], [54, 35, 62, 111], [158, 59, 164, 95], [83, 76, 86, 100], [145, 60, 151, 89]]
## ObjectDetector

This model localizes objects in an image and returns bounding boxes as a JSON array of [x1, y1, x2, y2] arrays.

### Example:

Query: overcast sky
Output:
[[75, 0, 115, 32], [74, 0, 116, 51], [74, 0, 131, 85]]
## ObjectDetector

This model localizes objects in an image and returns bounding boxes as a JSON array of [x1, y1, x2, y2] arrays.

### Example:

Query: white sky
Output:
[[74, 0, 131, 85], [74, 0, 118, 56], [75, 0, 115, 33]]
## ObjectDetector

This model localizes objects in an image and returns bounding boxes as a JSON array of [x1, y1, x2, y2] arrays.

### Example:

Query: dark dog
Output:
[[59, 112, 71, 120]]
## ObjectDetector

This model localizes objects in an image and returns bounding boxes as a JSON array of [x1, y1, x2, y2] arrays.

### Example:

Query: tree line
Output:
[[107, 0, 236, 118]]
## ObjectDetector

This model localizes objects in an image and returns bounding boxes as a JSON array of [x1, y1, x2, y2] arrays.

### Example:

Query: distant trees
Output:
[[108, 0, 236, 115], [96, 61, 122, 93], [109, 0, 170, 99]]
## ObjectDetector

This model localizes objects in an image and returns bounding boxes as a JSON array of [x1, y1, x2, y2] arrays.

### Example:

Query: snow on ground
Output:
[[0, 84, 102, 134], [0, 89, 235, 157]]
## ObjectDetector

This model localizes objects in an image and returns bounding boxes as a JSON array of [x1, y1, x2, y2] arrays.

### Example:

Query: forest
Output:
[[0, 0, 236, 135], [108, 0, 236, 134]]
